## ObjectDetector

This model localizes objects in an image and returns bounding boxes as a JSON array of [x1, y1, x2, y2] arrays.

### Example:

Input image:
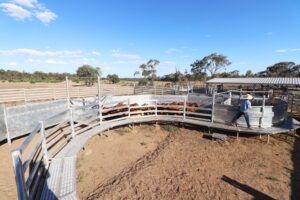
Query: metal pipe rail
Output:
[[11, 97, 213, 199], [11, 92, 291, 199]]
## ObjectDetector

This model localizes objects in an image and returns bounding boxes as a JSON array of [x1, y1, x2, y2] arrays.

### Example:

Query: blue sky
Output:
[[0, 0, 300, 77]]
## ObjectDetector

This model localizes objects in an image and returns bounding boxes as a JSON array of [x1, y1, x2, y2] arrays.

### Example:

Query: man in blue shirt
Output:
[[231, 94, 252, 128]]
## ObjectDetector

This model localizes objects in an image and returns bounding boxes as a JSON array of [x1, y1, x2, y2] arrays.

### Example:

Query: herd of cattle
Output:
[[101, 102, 201, 116]]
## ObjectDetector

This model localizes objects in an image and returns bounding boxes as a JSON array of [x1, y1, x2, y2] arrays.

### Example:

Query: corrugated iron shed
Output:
[[206, 77, 300, 85]]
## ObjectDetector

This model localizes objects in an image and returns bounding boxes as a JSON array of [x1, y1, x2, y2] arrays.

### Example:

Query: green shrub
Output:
[[107, 74, 120, 84], [138, 78, 148, 86]]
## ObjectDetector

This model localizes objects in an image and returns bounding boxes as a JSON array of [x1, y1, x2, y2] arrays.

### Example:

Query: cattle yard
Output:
[[1, 77, 300, 200]]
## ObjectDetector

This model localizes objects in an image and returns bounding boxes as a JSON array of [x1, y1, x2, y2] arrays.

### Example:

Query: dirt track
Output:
[[76, 125, 300, 200]]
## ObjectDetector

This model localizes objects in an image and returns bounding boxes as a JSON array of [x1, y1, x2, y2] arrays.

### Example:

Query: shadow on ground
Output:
[[221, 175, 275, 200], [291, 129, 300, 200]]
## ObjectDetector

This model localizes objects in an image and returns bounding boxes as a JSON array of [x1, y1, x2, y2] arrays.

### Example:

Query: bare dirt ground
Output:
[[76, 125, 168, 199], [0, 135, 37, 200], [76, 124, 300, 200], [0, 140, 20, 200]]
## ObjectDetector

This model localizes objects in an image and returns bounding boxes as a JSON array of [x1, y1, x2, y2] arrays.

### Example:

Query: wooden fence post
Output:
[[40, 121, 49, 168], [11, 149, 28, 200], [3, 105, 11, 145]]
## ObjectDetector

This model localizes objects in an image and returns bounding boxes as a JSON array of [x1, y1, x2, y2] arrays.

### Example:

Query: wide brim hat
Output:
[[241, 94, 253, 100]]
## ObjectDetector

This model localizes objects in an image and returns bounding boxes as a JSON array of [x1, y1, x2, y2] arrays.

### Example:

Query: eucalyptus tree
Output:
[[76, 65, 99, 86], [139, 59, 160, 85], [191, 53, 231, 79]]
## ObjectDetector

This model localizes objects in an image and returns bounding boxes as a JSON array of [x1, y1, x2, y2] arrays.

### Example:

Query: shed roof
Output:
[[206, 77, 300, 85]]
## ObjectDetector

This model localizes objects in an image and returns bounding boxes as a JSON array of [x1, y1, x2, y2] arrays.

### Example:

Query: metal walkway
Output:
[[39, 114, 300, 200], [41, 157, 77, 200]]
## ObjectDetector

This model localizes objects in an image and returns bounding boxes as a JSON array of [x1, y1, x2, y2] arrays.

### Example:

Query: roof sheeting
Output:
[[206, 77, 300, 85]]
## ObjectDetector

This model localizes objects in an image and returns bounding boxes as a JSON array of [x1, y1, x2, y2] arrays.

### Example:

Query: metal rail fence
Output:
[[133, 85, 207, 95], [10, 89, 294, 199], [11, 94, 212, 199]]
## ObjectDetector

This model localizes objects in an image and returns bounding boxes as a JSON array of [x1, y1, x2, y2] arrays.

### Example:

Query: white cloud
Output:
[[0, 0, 57, 24], [35, 9, 57, 24], [27, 58, 96, 65], [275, 49, 288, 53], [8, 61, 17, 66], [111, 49, 120, 53], [0, 3, 32, 20], [165, 48, 182, 54], [275, 48, 300, 53], [12, 0, 37, 8], [112, 53, 141, 59], [27, 58, 67, 65], [0, 48, 83, 57], [80, 57, 96, 63], [112, 61, 128, 65], [90, 51, 101, 56], [291, 48, 300, 52]]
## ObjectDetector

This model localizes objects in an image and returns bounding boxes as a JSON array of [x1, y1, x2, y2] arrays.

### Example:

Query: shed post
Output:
[[228, 91, 232, 105], [3, 105, 11, 145], [11, 149, 28, 200], [259, 95, 266, 128]]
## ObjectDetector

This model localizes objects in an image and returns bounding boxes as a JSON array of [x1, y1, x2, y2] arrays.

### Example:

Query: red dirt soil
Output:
[[76, 125, 300, 200]]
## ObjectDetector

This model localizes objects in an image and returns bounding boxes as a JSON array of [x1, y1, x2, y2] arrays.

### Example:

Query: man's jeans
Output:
[[231, 111, 251, 128]]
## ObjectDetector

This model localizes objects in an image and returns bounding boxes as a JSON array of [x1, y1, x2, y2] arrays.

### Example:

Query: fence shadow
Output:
[[291, 130, 300, 200], [221, 175, 275, 200]]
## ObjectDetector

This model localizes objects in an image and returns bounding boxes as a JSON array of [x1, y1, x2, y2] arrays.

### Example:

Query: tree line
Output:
[[1, 54, 299, 85], [0, 69, 73, 83]]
